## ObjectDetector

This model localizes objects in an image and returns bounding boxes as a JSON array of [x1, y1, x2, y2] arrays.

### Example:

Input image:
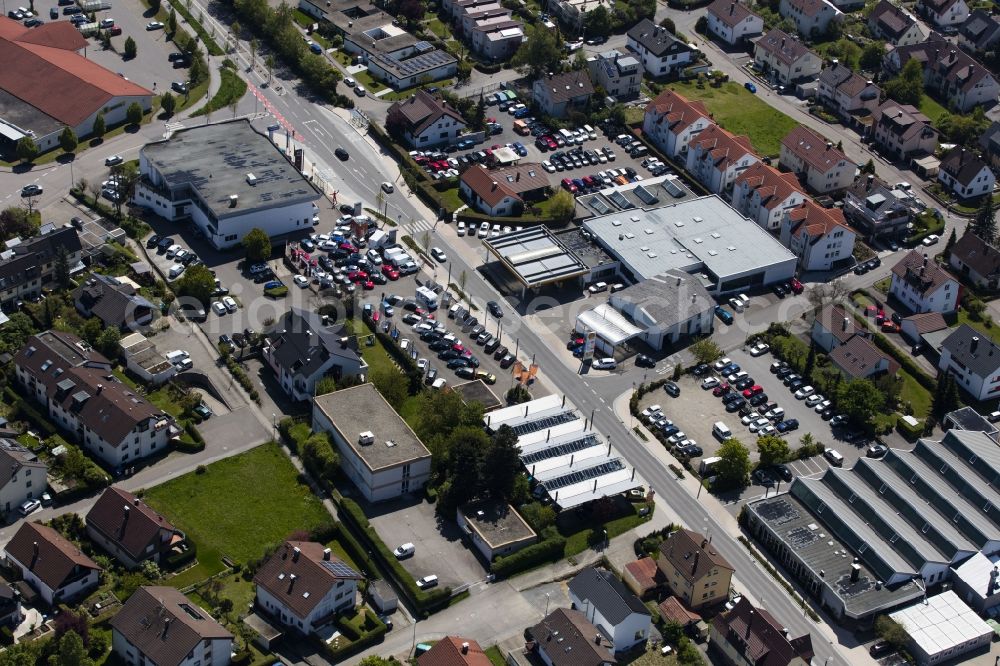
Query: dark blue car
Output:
[[744, 82, 757, 93], [715, 306, 734, 325]]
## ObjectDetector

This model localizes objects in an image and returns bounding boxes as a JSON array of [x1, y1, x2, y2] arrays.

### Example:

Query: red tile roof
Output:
[[781, 126, 849, 175], [657, 596, 702, 627], [659, 529, 734, 585], [645, 88, 712, 134], [688, 124, 757, 171], [785, 199, 850, 239], [734, 161, 804, 210], [901, 311, 947, 334], [830, 335, 900, 378], [0, 16, 151, 126], [418, 636, 493, 666], [624, 557, 658, 595], [461, 164, 522, 208]]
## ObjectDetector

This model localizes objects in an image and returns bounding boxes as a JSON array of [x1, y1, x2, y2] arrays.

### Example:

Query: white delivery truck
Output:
[[415, 285, 438, 310]]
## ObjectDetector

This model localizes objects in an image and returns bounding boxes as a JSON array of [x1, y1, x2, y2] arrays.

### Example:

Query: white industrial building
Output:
[[581, 195, 797, 294], [609, 271, 715, 350], [575, 304, 643, 356], [889, 591, 992, 665], [134, 119, 321, 250]]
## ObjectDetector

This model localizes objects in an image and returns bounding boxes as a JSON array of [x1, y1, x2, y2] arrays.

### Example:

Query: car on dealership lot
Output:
[[713, 357, 732, 371], [211, 301, 227, 316], [591, 357, 616, 370], [222, 296, 238, 312], [804, 393, 824, 407], [146, 20, 163, 29], [794, 385, 815, 399], [749, 342, 770, 356], [663, 381, 680, 397], [635, 354, 656, 368], [701, 377, 719, 390], [430, 247, 447, 262], [775, 418, 799, 433], [293, 275, 309, 288], [867, 443, 888, 458]]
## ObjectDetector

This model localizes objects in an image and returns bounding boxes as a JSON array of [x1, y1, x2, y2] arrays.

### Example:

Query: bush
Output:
[[897, 414, 923, 440], [491, 536, 565, 578]]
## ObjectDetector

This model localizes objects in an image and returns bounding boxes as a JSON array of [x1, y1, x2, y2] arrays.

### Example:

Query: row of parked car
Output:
[[695, 358, 802, 437], [546, 146, 617, 174], [639, 403, 702, 458], [560, 167, 641, 195]]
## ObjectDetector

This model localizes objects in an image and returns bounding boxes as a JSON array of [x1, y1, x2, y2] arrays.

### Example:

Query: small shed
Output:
[[369, 579, 398, 614], [243, 612, 283, 650]]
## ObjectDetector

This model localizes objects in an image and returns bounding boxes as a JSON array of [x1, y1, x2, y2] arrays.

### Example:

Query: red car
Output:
[[348, 270, 368, 281], [382, 265, 399, 280], [882, 321, 900, 333], [546, 136, 558, 150], [742, 385, 764, 398], [452, 343, 465, 352], [561, 178, 577, 193], [713, 383, 731, 397], [790, 278, 804, 294], [413, 155, 429, 165], [362, 280, 375, 290], [108, 25, 122, 35]]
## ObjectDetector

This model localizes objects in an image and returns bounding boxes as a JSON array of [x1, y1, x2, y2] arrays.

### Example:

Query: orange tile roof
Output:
[[0, 16, 151, 126], [461, 164, 522, 208], [785, 199, 849, 238], [645, 88, 712, 134], [689, 124, 757, 170], [781, 126, 849, 175], [418, 636, 492, 666], [734, 161, 804, 210]]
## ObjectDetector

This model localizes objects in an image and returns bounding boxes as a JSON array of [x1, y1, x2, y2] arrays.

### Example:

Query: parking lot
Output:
[[365, 496, 487, 591]]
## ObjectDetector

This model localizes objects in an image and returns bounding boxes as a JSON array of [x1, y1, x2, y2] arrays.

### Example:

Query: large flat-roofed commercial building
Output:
[[582, 195, 797, 294], [312, 383, 431, 502], [483, 227, 591, 295], [134, 119, 321, 250]]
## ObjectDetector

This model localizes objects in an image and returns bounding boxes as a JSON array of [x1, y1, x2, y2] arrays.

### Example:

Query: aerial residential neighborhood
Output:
[[1, 0, 1000, 662]]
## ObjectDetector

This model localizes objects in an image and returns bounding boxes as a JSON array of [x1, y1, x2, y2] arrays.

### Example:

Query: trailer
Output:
[[77, 0, 111, 10], [76, 21, 99, 35]]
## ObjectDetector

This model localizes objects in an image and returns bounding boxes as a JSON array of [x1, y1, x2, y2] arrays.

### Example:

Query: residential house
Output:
[[86, 486, 184, 570], [817, 62, 881, 122], [657, 529, 735, 609], [778, 0, 842, 38], [568, 567, 652, 652], [779, 126, 854, 193], [14, 331, 178, 468], [641, 89, 713, 160], [528, 608, 616, 666], [937, 148, 996, 200], [779, 199, 857, 272], [810, 303, 859, 352], [418, 636, 492, 666], [254, 541, 362, 635], [111, 586, 233, 666], [685, 124, 760, 196], [871, 101, 938, 160], [949, 230, 1000, 289], [626, 18, 697, 78], [959, 9, 1000, 52], [731, 161, 806, 231], [587, 50, 641, 100], [900, 311, 947, 343], [705, 0, 765, 46], [842, 174, 914, 240], [0, 585, 21, 628], [457, 2, 509, 39], [4, 521, 101, 605], [829, 335, 900, 379], [262, 307, 367, 401], [938, 325, 1000, 400], [73, 274, 155, 331], [385, 90, 467, 148], [0, 440, 45, 519], [460, 163, 550, 216], [608, 271, 715, 349], [753, 29, 823, 85], [0, 225, 82, 310], [359, 48, 458, 92], [917, 0, 970, 27], [531, 70, 595, 118], [709, 597, 814, 666], [657, 597, 702, 633], [889, 250, 961, 313], [622, 558, 659, 599], [469, 17, 523, 61], [868, 0, 926, 45], [980, 121, 1000, 171], [884, 35, 1000, 113]]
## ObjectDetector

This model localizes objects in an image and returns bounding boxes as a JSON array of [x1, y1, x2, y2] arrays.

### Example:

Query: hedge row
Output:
[[11, 399, 58, 438], [897, 415, 924, 440], [163, 539, 198, 569], [337, 497, 452, 615], [491, 535, 566, 579], [322, 611, 388, 661], [175, 421, 206, 453]]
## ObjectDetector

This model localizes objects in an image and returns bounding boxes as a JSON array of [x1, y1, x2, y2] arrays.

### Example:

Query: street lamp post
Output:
[[544, 592, 551, 616], [272, 413, 276, 440]]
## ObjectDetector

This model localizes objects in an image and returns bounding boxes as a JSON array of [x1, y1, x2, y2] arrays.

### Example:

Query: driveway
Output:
[[363, 496, 487, 591]]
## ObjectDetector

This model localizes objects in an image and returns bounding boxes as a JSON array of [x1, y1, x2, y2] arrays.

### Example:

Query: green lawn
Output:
[[382, 78, 455, 102], [426, 17, 449, 39], [956, 310, 1000, 344], [353, 70, 385, 92], [563, 504, 652, 558], [144, 444, 331, 586], [918, 94, 949, 124], [667, 81, 799, 157], [191, 67, 248, 117], [485, 646, 506, 666], [899, 371, 932, 418], [438, 186, 466, 212]]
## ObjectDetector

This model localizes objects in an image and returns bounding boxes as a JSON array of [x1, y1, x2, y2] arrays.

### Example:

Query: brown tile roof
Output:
[[624, 557, 658, 594], [755, 29, 815, 64], [688, 124, 757, 171], [529, 608, 617, 666], [86, 487, 177, 563], [0, 441, 46, 494], [658, 529, 734, 586], [870, 0, 917, 39], [254, 541, 361, 620], [387, 89, 466, 137], [644, 89, 711, 134], [418, 636, 493, 666], [891, 249, 958, 296], [784, 0, 836, 17], [875, 101, 938, 144], [492, 162, 550, 195], [940, 147, 993, 187], [657, 596, 702, 627], [785, 199, 850, 239], [734, 161, 804, 210], [781, 126, 849, 175], [461, 164, 521, 208], [707, 0, 763, 27], [0, 17, 151, 126], [535, 70, 594, 105], [814, 304, 858, 344], [892, 34, 993, 94], [830, 335, 900, 378], [951, 230, 1000, 281], [901, 311, 948, 334], [5, 521, 101, 592], [712, 597, 814, 666], [110, 586, 232, 666]]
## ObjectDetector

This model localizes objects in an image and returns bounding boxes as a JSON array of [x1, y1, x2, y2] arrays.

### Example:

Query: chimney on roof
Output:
[[595, 634, 602, 644], [826, 141, 833, 149], [288, 573, 297, 593], [843, 317, 849, 331], [923, 253, 928, 267], [989, 566, 998, 596], [323, 548, 331, 561], [972, 336, 980, 354], [292, 546, 301, 562], [462, 642, 470, 654], [492, 181, 498, 191], [692, 551, 700, 574], [161, 618, 171, 640], [730, 1, 735, 14], [97, 384, 103, 395], [781, 37, 786, 48], [850, 561, 861, 583], [516, 172, 520, 181], [31, 541, 38, 566], [970, 65, 975, 77]]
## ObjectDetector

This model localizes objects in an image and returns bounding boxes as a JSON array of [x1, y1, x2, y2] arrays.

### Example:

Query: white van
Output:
[[165, 350, 189, 364], [712, 422, 732, 440], [168, 264, 185, 279], [583, 124, 596, 140], [457, 220, 466, 236], [558, 128, 574, 144], [415, 285, 439, 310], [699, 456, 722, 476]]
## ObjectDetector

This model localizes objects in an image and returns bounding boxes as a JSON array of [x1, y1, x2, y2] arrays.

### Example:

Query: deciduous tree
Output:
[[175, 263, 215, 306], [242, 227, 272, 262], [716, 438, 751, 487], [15, 136, 38, 163], [690, 338, 722, 364], [548, 189, 575, 222], [126, 102, 143, 126], [836, 378, 886, 425], [883, 57, 924, 106], [511, 23, 564, 80], [756, 435, 791, 467], [59, 127, 78, 154]]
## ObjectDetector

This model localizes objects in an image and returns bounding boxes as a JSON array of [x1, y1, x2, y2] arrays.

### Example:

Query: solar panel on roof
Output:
[[321, 559, 360, 578], [633, 185, 659, 205], [586, 196, 611, 215], [521, 434, 600, 465], [511, 411, 579, 436], [661, 178, 685, 197], [540, 458, 625, 490], [608, 191, 632, 209]]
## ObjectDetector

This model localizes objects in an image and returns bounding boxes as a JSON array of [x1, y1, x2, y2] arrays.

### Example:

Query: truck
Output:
[[77, 0, 111, 10], [415, 286, 438, 310], [76, 21, 99, 35]]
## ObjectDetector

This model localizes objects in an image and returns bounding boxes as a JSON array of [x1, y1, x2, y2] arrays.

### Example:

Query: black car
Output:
[[867, 256, 881, 269], [752, 469, 774, 486], [420, 331, 442, 342], [774, 464, 793, 482], [772, 283, 787, 298], [466, 356, 480, 368], [635, 354, 656, 368], [339, 203, 355, 215], [499, 354, 515, 368], [493, 345, 508, 360], [770, 360, 788, 374], [692, 363, 709, 376], [678, 444, 703, 457], [469, 324, 485, 337], [775, 366, 793, 379], [146, 235, 160, 248], [439, 350, 461, 360], [787, 379, 805, 391], [476, 332, 493, 345], [749, 393, 768, 406], [429, 340, 450, 352], [723, 392, 744, 405], [869, 641, 893, 658], [854, 263, 869, 275], [485, 339, 501, 354], [335, 147, 349, 160], [218, 334, 235, 351], [446, 357, 469, 370], [455, 366, 475, 379], [663, 381, 680, 397], [735, 377, 755, 391], [487, 300, 503, 318]]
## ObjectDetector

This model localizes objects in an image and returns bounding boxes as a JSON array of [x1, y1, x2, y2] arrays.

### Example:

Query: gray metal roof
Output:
[[944, 406, 997, 434], [610, 270, 714, 331], [940, 325, 1000, 379], [367, 47, 456, 78], [581, 195, 796, 283], [568, 567, 650, 626], [484, 227, 590, 288], [141, 119, 319, 221]]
